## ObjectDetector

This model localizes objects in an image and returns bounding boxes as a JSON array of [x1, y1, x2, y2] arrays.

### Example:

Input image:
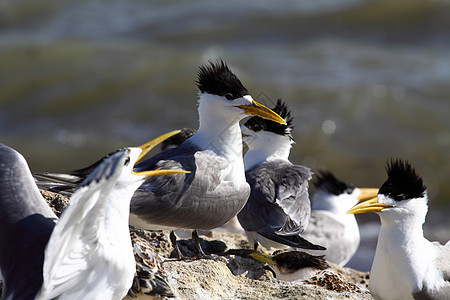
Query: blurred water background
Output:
[[0, 0, 449, 271]]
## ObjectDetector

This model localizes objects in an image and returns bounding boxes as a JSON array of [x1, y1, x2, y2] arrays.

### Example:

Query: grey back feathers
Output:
[[237, 160, 324, 250], [132, 140, 250, 230], [0, 143, 57, 300]]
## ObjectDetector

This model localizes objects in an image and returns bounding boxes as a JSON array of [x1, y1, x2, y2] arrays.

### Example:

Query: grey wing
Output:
[[301, 211, 353, 265], [433, 240, 450, 282], [239, 161, 312, 236], [131, 144, 249, 230], [414, 242, 450, 300], [0, 144, 57, 300], [275, 163, 313, 235], [303, 211, 346, 242]]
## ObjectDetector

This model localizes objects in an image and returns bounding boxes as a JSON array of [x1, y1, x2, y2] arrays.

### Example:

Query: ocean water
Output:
[[0, 0, 449, 271]]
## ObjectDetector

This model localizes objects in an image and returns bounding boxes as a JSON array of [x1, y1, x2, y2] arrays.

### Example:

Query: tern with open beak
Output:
[[0, 132, 186, 300]]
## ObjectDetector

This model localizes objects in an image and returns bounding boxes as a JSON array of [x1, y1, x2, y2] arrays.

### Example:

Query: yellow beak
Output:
[[250, 252, 276, 266], [133, 130, 191, 177], [357, 188, 379, 202], [235, 100, 287, 125], [136, 130, 181, 163], [347, 197, 393, 215], [134, 167, 190, 178]]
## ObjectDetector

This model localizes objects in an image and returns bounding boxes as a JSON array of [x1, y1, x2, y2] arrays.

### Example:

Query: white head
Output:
[[194, 60, 286, 134], [241, 99, 294, 169], [312, 171, 378, 215]]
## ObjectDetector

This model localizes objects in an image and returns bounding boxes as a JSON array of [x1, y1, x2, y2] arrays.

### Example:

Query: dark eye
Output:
[[225, 93, 234, 100], [124, 157, 130, 166]]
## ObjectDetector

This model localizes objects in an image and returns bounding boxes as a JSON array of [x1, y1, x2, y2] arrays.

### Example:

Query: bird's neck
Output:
[[244, 132, 292, 170], [190, 94, 244, 161], [373, 198, 444, 294], [378, 199, 428, 242], [103, 185, 137, 240]]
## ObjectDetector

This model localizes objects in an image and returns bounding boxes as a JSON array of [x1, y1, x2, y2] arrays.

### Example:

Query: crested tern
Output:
[[237, 99, 324, 251], [250, 251, 329, 282], [348, 159, 450, 300], [302, 171, 378, 266], [0, 132, 186, 300], [129, 60, 286, 256]]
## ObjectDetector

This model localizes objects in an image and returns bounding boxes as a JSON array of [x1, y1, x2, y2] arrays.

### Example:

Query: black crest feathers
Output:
[[379, 159, 426, 201], [313, 171, 355, 196], [161, 128, 196, 151], [244, 99, 294, 139], [196, 59, 249, 100]]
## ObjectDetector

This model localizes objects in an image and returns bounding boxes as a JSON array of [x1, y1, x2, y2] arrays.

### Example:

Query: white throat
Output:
[[370, 194, 445, 298], [243, 130, 292, 170], [189, 93, 245, 161]]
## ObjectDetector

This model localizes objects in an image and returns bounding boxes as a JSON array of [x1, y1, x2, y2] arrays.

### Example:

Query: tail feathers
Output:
[[34, 172, 81, 196], [34, 172, 82, 185], [259, 229, 326, 251]]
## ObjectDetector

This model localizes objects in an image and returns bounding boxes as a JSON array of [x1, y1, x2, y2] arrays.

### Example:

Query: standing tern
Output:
[[129, 60, 286, 256], [0, 132, 186, 300], [348, 159, 450, 300], [237, 99, 324, 251], [302, 171, 378, 266]]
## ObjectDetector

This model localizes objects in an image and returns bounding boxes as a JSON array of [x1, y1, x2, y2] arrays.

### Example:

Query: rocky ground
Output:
[[0, 190, 374, 299], [126, 229, 373, 300]]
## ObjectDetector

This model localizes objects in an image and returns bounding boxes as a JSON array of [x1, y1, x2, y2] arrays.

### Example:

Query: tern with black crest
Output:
[[35, 60, 286, 258], [237, 99, 324, 251], [129, 60, 286, 257], [348, 159, 450, 300]]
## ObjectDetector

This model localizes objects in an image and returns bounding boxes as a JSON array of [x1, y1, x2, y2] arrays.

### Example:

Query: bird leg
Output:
[[253, 241, 259, 251], [192, 229, 210, 259], [169, 231, 189, 260]]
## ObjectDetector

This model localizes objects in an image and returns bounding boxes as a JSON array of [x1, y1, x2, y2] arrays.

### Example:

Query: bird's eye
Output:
[[225, 93, 234, 100], [124, 157, 130, 166]]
